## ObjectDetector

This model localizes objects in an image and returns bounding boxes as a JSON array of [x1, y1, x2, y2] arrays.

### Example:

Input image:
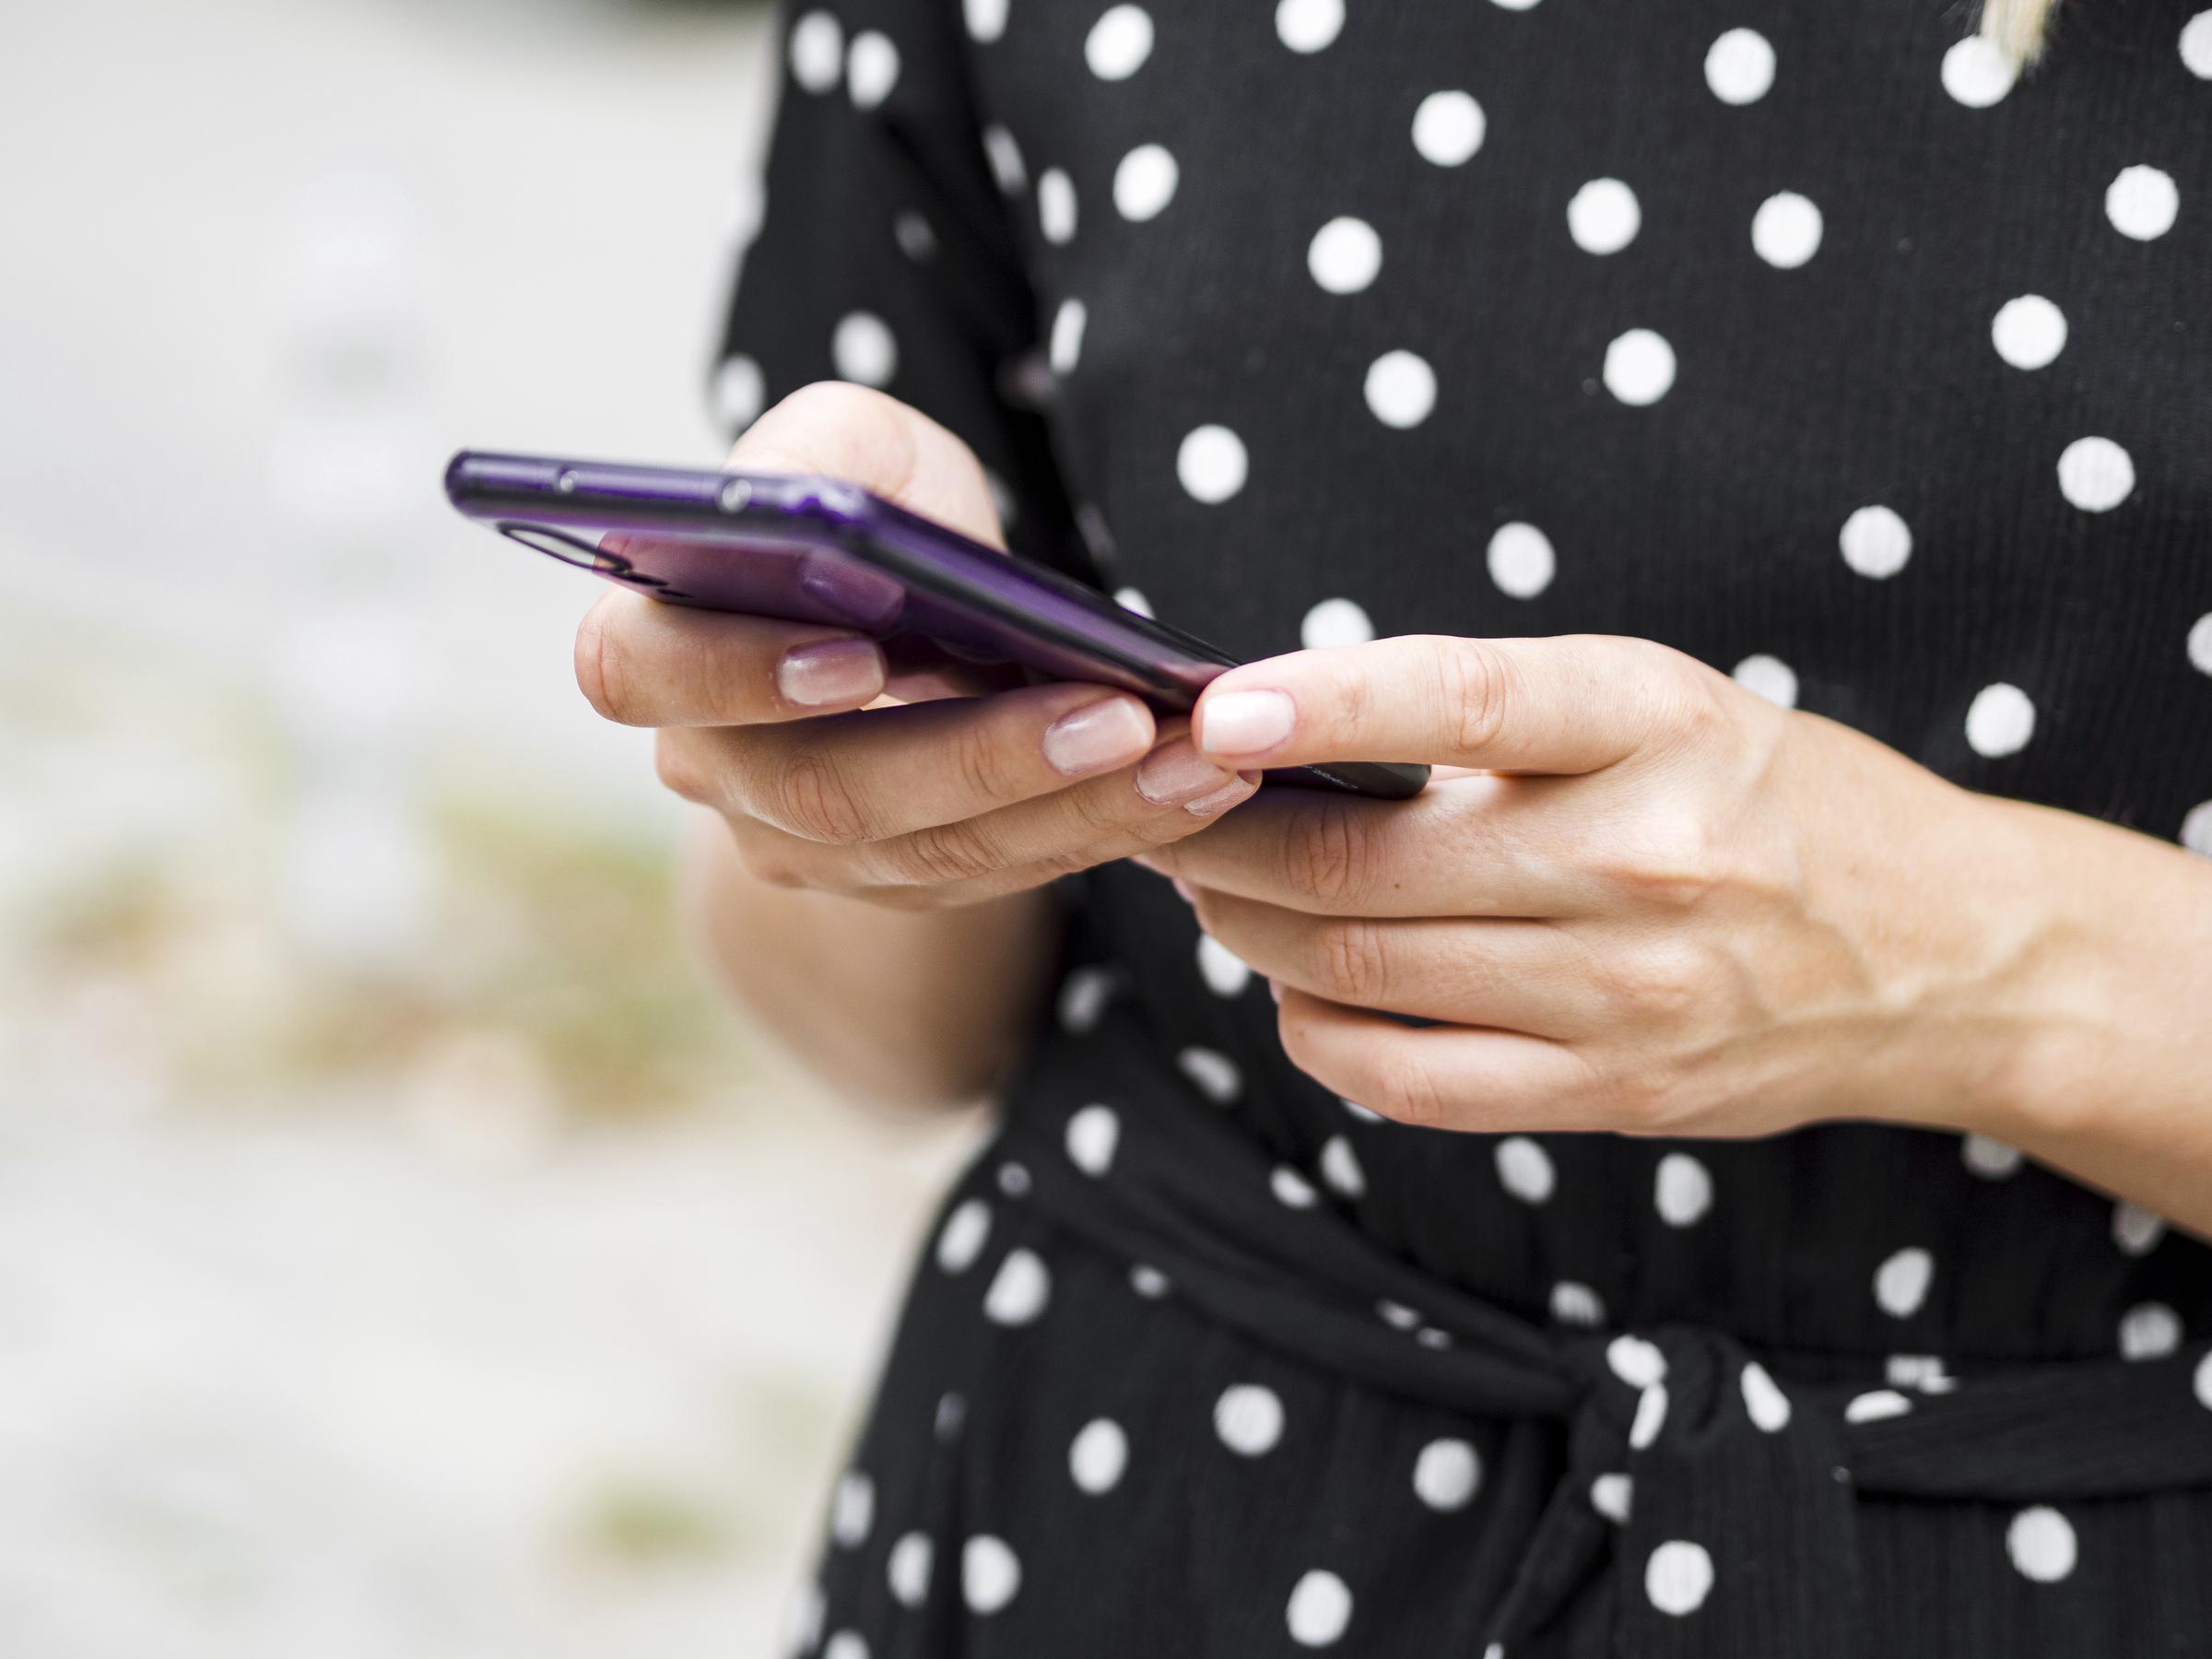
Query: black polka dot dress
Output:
[[715, 2, 2212, 1653]]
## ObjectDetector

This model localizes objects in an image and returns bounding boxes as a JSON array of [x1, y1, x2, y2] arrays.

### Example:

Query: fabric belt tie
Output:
[[997, 1063, 2212, 1657]]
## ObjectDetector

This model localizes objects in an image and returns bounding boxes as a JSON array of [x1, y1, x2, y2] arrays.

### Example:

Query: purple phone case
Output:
[[444, 451, 1428, 801]]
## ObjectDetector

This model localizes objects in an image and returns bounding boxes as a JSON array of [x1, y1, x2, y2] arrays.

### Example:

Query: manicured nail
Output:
[[1200, 689, 1296, 757], [1183, 777, 1253, 817], [1042, 696, 1152, 777], [1135, 738, 1237, 806], [777, 637, 885, 707]]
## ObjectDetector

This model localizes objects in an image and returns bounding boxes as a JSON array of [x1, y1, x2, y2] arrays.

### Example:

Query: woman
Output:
[[580, 0, 2212, 1652]]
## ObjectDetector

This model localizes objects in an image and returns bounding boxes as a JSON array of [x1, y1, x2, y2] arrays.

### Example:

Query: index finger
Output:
[[1189, 634, 1694, 774]]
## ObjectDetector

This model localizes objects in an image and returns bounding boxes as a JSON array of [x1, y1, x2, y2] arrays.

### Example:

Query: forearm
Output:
[[679, 808, 1064, 1110], [1961, 797, 2212, 1238]]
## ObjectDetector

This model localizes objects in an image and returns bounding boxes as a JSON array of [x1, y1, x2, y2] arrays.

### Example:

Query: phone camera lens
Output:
[[556, 470, 579, 494], [718, 477, 752, 513]]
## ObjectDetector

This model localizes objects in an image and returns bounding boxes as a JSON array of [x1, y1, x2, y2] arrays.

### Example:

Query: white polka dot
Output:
[[823, 1632, 868, 1659], [790, 10, 844, 92], [1301, 596, 1375, 648], [1942, 34, 2017, 106], [1992, 295, 2067, 371], [787, 1581, 826, 1652], [2196, 1349, 2212, 1409], [1630, 1381, 1670, 1449], [1731, 653, 1797, 708], [1654, 1153, 1713, 1228], [1047, 298, 1087, 379], [1644, 1541, 1714, 1616], [1215, 1383, 1285, 1455], [2006, 1506, 2077, 1583], [1413, 1439, 1482, 1511], [2120, 1301, 2183, 1360], [983, 1247, 1051, 1324], [1272, 1165, 1321, 1208], [1038, 169, 1077, 244], [1839, 504, 1912, 579], [894, 209, 936, 261], [1551, 1281, 1606, 1326], [1342, 1098, 1383, 1124], [1496, 1136, 1555, 1204], [830, 1469, 875, 1547], [1965, 683, 2036, 759], [1065, 1104, 1120, 1176], [982, 124, 1027, 194], [996, 1160, 1030, 1196], [1086, 4, 1154, 77], [1592, 1472, 1634, 1524], [1491, 0, 1541, 11], [846, 30, 900, 108], [2186, 614, 2212, 677], [1705, 28, 1775, 105], [712, 354, 764, 429], [1056, 965, 1114, 1032], [1412, 90, 1486, 166], [1275, 0, 1343, 53], [1486, 522, 1556, 599], [1286, 1570, 1353, 1647], [1740, 1361, 1792, 1432], [1607, 1334, 1667, 1390], [2185, 10, 2212, 76], [1377, 1299, 1421, 1330], [2056, 436, 2135, 512], [935, 1392, 966, 1439], [1887, 1354, 1952, 1392], [1197, 933, 1252, 996], [936, 1198, 992, 1273], [962, 1535, 1021, 1614], [1320, 1135, 1366, 1199], [1875, 1246, 1934, 1318], [1844, 1388, 1913, 1424], [1602, 329, 1676, 406], [1115, 586, 1153, 618], [2114, 1199, 2168, 1256], [1416, 1325, 1453, 1350], [1567, 179, 1641, 255], [1364, 350, 1437, 429], [888, 1531, 934, 1606], [966, 0, 1008, 43], [1113, 143, 1178, 220], [1961, 1133, 2024, 1178], [1308, 217, 1382, 294], [2106, 165, 2180, 241], [1178, 1045, 1241, 1103], [1070, 1418, 1129, 1493], [1177, 424, 1247, 503], [2185, 803, 2212, 857], [832, 311, 897, 387], [1130, 1262, 1171, 1297], [1750, 191, 1823, 268]]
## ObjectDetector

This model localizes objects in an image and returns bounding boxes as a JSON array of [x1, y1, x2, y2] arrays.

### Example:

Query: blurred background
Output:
[[0, 1, 980, 1653]]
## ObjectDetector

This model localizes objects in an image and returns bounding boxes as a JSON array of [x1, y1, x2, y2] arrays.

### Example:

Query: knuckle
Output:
[[731, 830, 808, 890], [1438, 639, 1514, 757], [769, 747, 876, 844], [1366, 1046, 1452, 1130], [1595, 807, 1723, 910], [653, 732, 712, 805], [947, 721, 1028, 807], [1617, 940, 1707, 1022], [1278, 797, 1372, 910], [897, 820, 1002, 887], [1316, 918, 1393, 1006]]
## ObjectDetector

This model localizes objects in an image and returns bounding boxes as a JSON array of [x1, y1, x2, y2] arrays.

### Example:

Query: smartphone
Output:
[[444, 451, 1429, 801]]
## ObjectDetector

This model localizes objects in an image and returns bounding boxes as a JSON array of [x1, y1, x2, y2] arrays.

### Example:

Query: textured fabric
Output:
[[715, 1, 2212, 1653]]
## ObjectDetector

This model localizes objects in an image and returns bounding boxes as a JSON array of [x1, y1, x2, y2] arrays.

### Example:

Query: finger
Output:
[[735, 380, 1006, 548], [732, 736, 1260, 904], [1146, 774, 1596, 918], [576, 586, 888, 728], [659, 680, 1161, 842], [1185, 888, 1596, 1035], [1275, 989, 1599, 1133], [1191, 633, 1707, 774]]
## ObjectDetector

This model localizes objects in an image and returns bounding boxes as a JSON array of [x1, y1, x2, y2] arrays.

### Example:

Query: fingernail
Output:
[[1183, 776, 1254, 817], [1042, 696, 1152, 777], [1135, 737, 1237, 806], [777, 638, 885, 707], [1200, 689, 1296, 757]]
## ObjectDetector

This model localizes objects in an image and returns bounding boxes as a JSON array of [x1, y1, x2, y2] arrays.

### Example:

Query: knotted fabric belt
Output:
[[998, 1038, 2212, 1657]]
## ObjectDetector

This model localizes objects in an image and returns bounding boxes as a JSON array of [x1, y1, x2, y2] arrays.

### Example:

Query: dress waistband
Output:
[[995, 1047, 2212, 1657]]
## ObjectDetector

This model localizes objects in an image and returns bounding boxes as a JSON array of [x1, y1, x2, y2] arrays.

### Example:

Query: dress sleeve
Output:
[[710, 0, 1089, 575]]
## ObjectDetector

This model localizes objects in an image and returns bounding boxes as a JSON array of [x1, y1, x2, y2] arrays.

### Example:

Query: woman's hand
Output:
[[576, 382, 1259, 912], [1145, 634, 2212, 1208]]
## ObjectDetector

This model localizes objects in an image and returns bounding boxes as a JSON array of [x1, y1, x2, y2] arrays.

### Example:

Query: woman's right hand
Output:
[[573, 382, 1260, 910]]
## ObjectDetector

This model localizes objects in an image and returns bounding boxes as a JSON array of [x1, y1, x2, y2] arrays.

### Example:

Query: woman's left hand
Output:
[[1142, 633, 2212, 1158]]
